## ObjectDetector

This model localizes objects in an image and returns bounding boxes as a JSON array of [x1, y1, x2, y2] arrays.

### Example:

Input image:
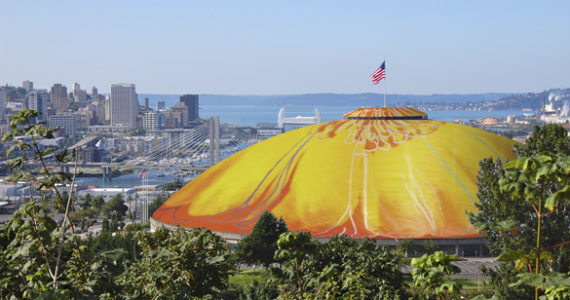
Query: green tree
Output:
[[469, 125, 570, 299], [235, 211, 288, 268], [411, 251, 462, 299], [272, 232, 407, 299], [161, 179, 183, 191], [119, 227, 235, 299], [92, 195, 105, 212], [422, 240, 439, 254], [497, 153, 570, 299], [0, 109, 79, 298], [148, 195, 166, 217], [102, 193, 128, 218], [398, 238, 419, 257]]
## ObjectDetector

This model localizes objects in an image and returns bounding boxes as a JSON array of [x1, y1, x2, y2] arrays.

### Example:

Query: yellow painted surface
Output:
[[154, 114, 516, 239]]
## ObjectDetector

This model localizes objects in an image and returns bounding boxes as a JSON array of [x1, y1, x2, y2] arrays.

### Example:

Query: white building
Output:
[[110, 83, 138, 129], [27, 90, 49, 121], [49, 113, 77, 136], [143, 111, 165, 130]]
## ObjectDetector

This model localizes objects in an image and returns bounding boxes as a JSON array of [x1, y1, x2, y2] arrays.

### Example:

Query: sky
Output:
[[1, 1, 569, 95]]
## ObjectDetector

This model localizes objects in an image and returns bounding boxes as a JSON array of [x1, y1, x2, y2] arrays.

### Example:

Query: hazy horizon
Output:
[[2, 1, 569, 95]]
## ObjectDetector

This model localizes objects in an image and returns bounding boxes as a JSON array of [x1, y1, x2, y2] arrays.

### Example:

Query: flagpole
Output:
[[384, 59, 387, 108]]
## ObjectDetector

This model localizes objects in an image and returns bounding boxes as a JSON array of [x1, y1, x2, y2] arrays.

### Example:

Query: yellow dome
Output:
[[153, 108, 517, 239]]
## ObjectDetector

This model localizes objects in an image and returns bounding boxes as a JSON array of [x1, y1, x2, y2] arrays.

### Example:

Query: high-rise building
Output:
[[144, 97, 149, 111], [157, 101, 165, 111], [22, 81, 33, 93], [164, 102, 188, 129], [92, 86, 98, 98], [143, 111, 165, 130], [110, 83, 138, 128], [27, 90, 49, 121], [180, 94, 199, 124], [0, 87, 6, 121], [49, 113, 76, 136], [73, 82, 87, 104], [50, 83, 69, 112]]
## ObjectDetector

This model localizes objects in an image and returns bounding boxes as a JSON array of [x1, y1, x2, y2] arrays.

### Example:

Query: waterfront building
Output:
[[0, 87, 6, 121], [110, 83, 138, 129], [50, 83, 69, 112], [180, 94, 199, 124], [157, 101, 165, 111], [49, 113, 77, 136], [22, 80, 33, 93]]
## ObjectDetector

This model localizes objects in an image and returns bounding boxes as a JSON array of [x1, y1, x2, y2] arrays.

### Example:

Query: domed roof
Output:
[[153, 108, 517, 239]]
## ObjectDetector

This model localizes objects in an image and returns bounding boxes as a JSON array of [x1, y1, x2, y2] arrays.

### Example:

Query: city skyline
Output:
[[1, 1, 569, 95]]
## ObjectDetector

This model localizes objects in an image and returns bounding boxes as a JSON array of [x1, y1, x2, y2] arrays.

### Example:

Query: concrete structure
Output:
[[157, 101, 165, 111], [180, 94, 199, 124], [110, 83, 138, 129], [0, 87, 6, 121], [90, 98, 106, 125], [73, 82, 87, 104], [153, 107, 518, 256], [277, 107, 321, 130], [50, 83, 69, 112], [27, 90, 49, 121], [164, 102, 188, 128], [22, 80, 33, 93], [143, 111, 165, 130], [49, 113, 77, 136]]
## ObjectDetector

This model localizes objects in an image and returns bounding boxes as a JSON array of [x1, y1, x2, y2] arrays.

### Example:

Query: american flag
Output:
[[370, 61, 386, 85], [138, 169, 148, 178]]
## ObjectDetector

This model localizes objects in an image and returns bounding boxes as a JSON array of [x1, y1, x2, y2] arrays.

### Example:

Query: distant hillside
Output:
[[486, 88, 570, 110], [141, 88, 570, 110], [199, 93, 511, 106]]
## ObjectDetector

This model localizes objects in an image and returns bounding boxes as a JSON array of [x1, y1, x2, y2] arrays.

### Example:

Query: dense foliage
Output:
[[235, 211, 288, 268], [469, 124, 570, 299]]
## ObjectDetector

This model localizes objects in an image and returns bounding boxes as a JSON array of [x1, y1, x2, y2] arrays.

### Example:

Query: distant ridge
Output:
[[139, 88, 569, 109], [152, 93, 513, 106]]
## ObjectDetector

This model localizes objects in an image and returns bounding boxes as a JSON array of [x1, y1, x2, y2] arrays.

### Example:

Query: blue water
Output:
[[139, 94, 527, 126], [86, 95, 526, 187], [199, 105, 526, 127]]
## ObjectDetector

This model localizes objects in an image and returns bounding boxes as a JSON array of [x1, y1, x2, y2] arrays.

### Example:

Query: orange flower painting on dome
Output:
[[153, 108, 517, 239]]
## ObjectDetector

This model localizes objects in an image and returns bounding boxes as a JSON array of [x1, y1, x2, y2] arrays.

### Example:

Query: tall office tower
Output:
[[157, 101, 165, 111], [110, 83, 138, 128], [144, 97, 149, 111], [27, 90, 48, 121], [22, 81, 33, 93], [0, 87, 6, 121], [179, 94, 199, 125], [50, 83, 69, 112], [104, 94, 111, 124], [92, 86, 98, 98], [73, 82, 87, 104]]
